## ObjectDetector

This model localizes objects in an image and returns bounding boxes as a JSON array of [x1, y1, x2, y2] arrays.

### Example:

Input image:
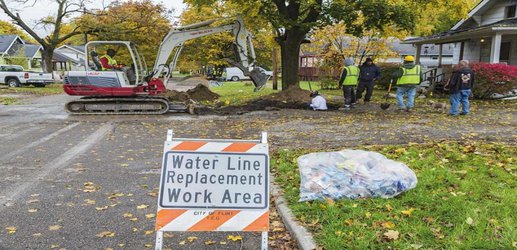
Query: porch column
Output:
[[438, 44, 443, 67], [415, 44, 422, 64], [490, 33, 502, 63]]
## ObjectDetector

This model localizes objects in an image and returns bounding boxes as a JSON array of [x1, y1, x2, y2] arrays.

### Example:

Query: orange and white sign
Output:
[[156, 136, 269, 232]]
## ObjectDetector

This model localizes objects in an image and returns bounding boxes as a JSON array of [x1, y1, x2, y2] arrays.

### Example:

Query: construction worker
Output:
[[392, 55, 422, 112], [338, 58, 359, 110], [357, 57, 381, 103], [309, 91, 328, 110], [99, 49, 122, 71]]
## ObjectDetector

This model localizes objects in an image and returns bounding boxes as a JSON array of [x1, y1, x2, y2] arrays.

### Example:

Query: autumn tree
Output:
[[0, 0, 91, 72], [0, 20, 33, 41], [177, 2, 275, 75], [186, 0, 414, 90]]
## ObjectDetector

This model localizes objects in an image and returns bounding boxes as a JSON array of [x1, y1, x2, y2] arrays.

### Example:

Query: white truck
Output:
[[0, 65, 54, 87]]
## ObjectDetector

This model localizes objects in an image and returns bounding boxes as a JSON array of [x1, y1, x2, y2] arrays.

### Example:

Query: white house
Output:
[[55, 44, 86, 70], [405, 0, 517, 66]]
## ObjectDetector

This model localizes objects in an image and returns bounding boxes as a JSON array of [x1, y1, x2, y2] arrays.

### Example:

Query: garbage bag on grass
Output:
[[298, 150, 417, 201]]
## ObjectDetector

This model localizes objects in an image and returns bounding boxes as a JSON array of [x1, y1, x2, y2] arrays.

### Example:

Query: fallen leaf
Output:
[[6, 226, 16, 234], [205, 240, 217, 245], [32, 233, 42, 237], [466, 217, 474, 225], [385, 204, 393, 211], [129, 218, 138, 221], [220, 241, 227, 245], [383, 230, 399, 241], [137, 204, 149, 209], [28, 208, 38, 213], [48, 225, 62, 231], [187, 236, 198, 242], [179, 241, 186, 245], [401, 208, 416, 216], [96, 231, 115, 238], [96, 206, 108, 211], [123, 213, 133, 218], [382, 221, 396, 229], [227, 235, 242, 241], [365, 212, 372, 218], [144, 243, 152, 248], [84, 199, 96, 205], [144, 230, 154, 235], [145, 213, 155, 219]]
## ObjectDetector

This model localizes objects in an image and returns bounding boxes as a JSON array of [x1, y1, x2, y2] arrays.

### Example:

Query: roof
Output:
[[56, 44, 85, 54], [0, 35, 24, 54], [452, 0, 494, 30], [404, 18, 517, 45], [391, 39, 454, 56], [23, 44, 42, 58], [53, 50, 83, 64]]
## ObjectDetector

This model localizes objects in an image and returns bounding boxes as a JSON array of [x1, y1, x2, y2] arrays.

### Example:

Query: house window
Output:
[[505, 5, 516, 18]]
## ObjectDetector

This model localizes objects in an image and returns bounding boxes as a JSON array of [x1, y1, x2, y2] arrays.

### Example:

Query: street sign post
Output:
[[155, 130, 269, 250]]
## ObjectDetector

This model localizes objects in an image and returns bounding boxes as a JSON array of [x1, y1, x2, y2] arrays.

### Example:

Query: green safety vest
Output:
[[99, 55, 118, 71], [396, 65, 421, 85], [343, 65, 359, 86]]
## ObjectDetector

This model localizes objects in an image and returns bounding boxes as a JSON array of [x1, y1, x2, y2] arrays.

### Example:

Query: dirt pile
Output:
[[261, 86, 312, 103], [162, 84, 219, 102], [187, 84, 220, 102]]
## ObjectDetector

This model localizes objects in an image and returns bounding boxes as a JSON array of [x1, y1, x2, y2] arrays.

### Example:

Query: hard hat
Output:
[[404, 55, 415, 62]]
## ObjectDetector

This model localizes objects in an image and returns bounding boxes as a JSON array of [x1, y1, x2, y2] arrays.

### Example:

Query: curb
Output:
[[271, 176, 317, 250]]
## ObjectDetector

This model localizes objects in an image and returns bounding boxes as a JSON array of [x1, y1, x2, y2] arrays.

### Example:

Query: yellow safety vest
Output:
[[343, 66, 359, 86], [397, 65, 421, 85], [99, 55, 118, 71]]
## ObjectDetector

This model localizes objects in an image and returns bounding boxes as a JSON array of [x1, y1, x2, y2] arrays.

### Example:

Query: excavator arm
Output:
[[152, 15, 268, 90]]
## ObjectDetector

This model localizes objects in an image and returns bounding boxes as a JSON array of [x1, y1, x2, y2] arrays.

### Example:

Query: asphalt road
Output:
[[0, 95, 267, 250]]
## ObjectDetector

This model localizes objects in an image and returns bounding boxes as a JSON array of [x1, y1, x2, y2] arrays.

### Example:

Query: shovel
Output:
[[380, 80, 393, 110]]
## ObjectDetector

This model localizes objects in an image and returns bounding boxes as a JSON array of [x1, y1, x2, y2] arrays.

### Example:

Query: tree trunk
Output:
[[279, 29, 305, 90], [272, 47, 278, 90], [41, 49, 54, 73]]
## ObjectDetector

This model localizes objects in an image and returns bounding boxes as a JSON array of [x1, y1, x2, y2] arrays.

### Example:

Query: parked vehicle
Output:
[[223, 66, 272, 81], [0, 65, 54, 87]]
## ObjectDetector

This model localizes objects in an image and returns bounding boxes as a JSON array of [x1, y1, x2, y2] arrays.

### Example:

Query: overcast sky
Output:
[[0, 0, 186, 37]]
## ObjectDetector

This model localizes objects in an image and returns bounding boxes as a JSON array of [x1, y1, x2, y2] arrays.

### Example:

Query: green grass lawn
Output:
[[272, 142, 516, 249], [210, 81, 279, 105], [0, 84, 64, 96]]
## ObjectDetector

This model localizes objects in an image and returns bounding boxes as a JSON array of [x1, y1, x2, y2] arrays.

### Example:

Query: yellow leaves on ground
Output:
[[137, 204, 149, 209], [83, 182, 98, 193], [145, 213, 155, 219], [96, 206, 109, 211], [227, 235, 242, 241], [382, 221, 396, 229], [401, 208, 416, 216], [144, 230, 154, 235], [204, 240, 217, 245], [96, 231, 115, 238], [383, 230, 399, 241], [394, 148, 406, 154], [28, 208, 38, 213], [84, 199, 96, 205], [123, 213, 133, 218], [108, 193, 125, 200], [187, 236, 198, 242], [48, 225, 62, 231], [6, 226, 16, 234], [385, 204, 393, 211]]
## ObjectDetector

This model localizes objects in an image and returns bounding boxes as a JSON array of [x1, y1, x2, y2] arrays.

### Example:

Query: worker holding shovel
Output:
[[392, 55, 423, 112]]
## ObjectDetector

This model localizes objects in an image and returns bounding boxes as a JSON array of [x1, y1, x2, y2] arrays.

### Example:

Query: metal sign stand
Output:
[[155, 130, 269, 250]]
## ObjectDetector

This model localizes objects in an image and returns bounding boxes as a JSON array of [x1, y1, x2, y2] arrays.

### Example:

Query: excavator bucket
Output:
[[248, 68, 268, 91]]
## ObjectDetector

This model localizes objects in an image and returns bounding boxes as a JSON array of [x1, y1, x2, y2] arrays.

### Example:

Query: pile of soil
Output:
[[261, 85, 312, 103], [162, 84, 219, 102], [187, 84, 220, 102]]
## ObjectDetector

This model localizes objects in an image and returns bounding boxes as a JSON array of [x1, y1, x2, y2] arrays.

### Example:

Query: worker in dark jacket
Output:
[[338, 58, 359, 110], [448, 60, 475, 115], [357, 57, 381, 103], [392, 55, 423, 112]]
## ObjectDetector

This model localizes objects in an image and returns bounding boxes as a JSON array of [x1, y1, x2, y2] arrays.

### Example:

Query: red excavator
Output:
[[63, 15, 268, 114]]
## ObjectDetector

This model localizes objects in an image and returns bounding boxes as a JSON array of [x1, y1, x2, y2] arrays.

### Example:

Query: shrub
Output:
[[376, 63, 400, 89], [470, 63, 517, 98]]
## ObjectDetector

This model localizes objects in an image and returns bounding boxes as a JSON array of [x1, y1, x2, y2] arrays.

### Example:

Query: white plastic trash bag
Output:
[[298, 150, 417, 201]]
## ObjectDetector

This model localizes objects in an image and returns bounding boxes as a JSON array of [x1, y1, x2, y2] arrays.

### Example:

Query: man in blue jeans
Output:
[[392, 56, 423, 112], [448, 60, 475, 115]]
